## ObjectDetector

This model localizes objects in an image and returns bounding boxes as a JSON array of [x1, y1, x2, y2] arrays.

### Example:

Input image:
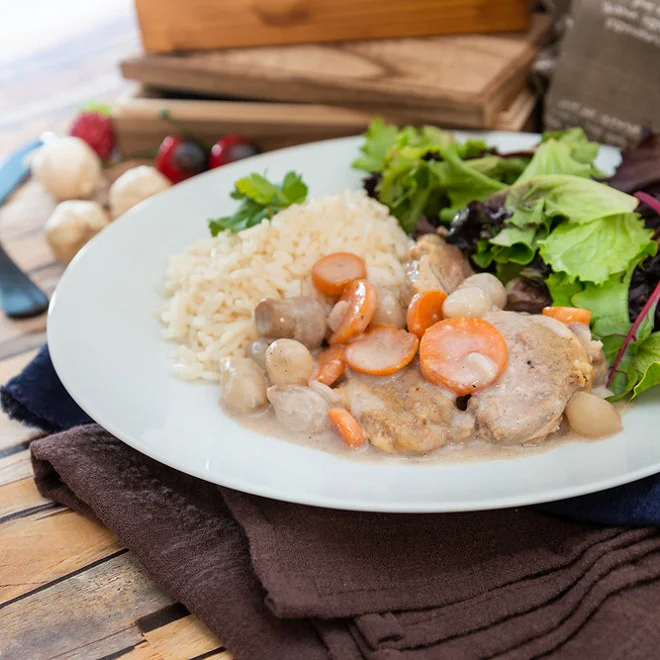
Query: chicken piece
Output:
[[403, 234, 473, 305], [469, 311, 593, 445], [569, 323, 608, 387], [336, 362, 475, 454]]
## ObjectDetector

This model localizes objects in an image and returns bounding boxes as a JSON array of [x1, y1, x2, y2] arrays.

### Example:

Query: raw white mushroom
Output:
[[44, 200, 110, 264], [108, 166, 171, 219], [31, 136, 102, 200]]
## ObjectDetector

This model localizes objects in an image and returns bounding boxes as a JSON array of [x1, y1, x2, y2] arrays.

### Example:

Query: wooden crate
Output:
[[122, 14, 551, 130], [134, 0, 531, 53], [111, 85, 539, 157]]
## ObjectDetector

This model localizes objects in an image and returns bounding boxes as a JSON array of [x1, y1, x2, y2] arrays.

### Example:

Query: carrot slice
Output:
[[419, 318, 508, 395], [328, 279, 378, 345], [312, 252, 367, 296], [312, 346, 346, 386], [406, 290, 448, 338], [328, 408, 366, 449], [542, 306, 592, 326], [345, 326, 419, 376]]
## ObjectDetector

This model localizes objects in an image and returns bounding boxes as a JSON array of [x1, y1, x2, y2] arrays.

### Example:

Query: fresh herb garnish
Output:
[[208, 171, 308, 235]]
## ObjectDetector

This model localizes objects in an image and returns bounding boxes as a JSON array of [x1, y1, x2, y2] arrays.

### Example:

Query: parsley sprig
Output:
[[208, 171, 308, 235]]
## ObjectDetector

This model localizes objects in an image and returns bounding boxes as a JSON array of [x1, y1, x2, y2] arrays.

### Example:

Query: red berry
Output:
[[70, 112, 115, 161], [155, 136, 208, 183], [209, 135, 260, 169]]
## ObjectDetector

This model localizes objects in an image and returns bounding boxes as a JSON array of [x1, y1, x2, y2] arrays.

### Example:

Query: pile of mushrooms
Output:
[[33, 137, 170, 265], [220, 296, 342, 434]]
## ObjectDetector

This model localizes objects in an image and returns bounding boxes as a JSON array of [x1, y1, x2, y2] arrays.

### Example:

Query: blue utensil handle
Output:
[[0, 243, 48, 319]]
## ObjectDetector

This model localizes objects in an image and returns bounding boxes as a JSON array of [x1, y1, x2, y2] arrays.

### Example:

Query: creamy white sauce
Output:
[[231, 400, 629, 465]]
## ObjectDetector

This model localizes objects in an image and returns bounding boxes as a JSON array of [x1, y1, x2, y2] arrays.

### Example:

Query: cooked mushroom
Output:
[[372, 286, 406, 328], [267, 385, 330, 433], [254, 296, 326, 348], [459, 273, 507, 309], [265, 339, 315, 386], [246, 337, 275, 370], [219, 357, 268, 415]]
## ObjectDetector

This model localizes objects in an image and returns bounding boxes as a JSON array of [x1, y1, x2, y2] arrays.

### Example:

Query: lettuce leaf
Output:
[[633, 334, 660, 397], [506, 175, 638, 227], [541, 127, 602, 168], [515, 140, 594, 183], [539, 213, 657, 284], [352, 117, 399, 172]]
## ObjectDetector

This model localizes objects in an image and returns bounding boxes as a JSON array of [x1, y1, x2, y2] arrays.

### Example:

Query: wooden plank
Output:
[[0, 478, 50, 520], [49, 630, 158, 660], [113, 84, 538, 157], [121, 15, 552, 129], [0, 508, 122, 603], [0, 552, 174, 660], [112, 641, 165, 660], [142, 614, 223, 660], [135, 0, 530, 53], [0, 449, 33, 488]]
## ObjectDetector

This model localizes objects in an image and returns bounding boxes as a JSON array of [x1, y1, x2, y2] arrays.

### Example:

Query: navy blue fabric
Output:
[[3, 345, 659, 527], [0, 345, 92, 432]]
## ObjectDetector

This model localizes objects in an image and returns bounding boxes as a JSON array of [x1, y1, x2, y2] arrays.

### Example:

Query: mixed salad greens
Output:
[[353, 119, 660, 401]]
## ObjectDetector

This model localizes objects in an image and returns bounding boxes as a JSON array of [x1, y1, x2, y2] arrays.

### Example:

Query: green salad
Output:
[[352, 119, 660, 401]]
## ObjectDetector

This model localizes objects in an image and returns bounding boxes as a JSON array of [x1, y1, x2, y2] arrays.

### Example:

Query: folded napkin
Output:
[[5, 347, 660, 660]]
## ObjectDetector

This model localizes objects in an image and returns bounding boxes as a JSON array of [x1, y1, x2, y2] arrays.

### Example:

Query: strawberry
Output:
[[70, 111, 115, 161]]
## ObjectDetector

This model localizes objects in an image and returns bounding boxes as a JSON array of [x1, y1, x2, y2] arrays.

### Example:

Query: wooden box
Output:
[[134, 0, 531, 53], [111, 86, 539, 158], [121, 14, 551, 131]]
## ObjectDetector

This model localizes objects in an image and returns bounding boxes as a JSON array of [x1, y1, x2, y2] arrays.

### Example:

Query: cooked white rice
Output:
[[159, 190, 412, 381]]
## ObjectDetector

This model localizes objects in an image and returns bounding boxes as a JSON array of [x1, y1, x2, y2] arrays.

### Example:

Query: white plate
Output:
[[48, 133, 660, 513]]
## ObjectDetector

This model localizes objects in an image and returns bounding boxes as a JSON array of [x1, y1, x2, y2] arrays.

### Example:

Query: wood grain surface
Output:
[[134, 0, 530, 52], [112, 85, 539, 156], [0, 2, 229, 658], [122, 14, 551, 129]]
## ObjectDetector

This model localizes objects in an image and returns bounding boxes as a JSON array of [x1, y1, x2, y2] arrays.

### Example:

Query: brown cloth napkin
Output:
[[31, 425, 660, 660]]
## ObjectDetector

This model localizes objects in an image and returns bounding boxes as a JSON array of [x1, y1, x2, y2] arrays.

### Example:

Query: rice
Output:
[[159, 190, 412, 380]]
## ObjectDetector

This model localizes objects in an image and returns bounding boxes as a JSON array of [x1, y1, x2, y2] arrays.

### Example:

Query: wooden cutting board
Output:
[[121, 14, 551, 129], [111, 85, 539, 157]]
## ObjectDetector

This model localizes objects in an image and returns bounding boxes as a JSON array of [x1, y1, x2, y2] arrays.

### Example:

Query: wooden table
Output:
[[0, 2, 229, 657]]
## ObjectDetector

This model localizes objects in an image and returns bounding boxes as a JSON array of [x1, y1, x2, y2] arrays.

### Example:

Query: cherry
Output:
[[209, 135, 260, 169], [155, 136, 208, 183]]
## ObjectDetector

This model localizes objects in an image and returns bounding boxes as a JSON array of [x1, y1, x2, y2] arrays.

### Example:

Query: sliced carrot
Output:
[[312, 252, 367, 296], [312, 346, 346, 386], [328, 408, 366, 449], [542, 306, 592, 326], [406, 290, 448, 338], [345, 326, 419, 376], [328, 279, 378, 345], [419, 318, 508, 396]]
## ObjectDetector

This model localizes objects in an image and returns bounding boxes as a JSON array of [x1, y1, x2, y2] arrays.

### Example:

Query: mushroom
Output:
[[372, 286, 406, 328], [254, 296, 326, 349], [219, 357, 268, 415], [264, 339, 315, 386], [31, 136, 102, 200], [267, 385, 330, 433], [108, 165, 171, 219], [44, 200, 110, 264]]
